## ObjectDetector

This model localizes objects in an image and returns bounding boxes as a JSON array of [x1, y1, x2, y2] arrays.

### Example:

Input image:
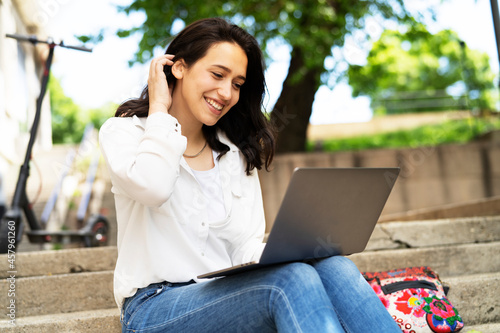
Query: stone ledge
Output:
[[4, 216, 499, 278], [0, 273, 497, 332], [0, 271, 114, 317], [352, 241, 500, 277], [367, 215, 500, 250], [446, 272, 500, 326], [380, 197, 500, 222], [0, 308, 120, 333], [464, 322, 500, 333], [0, 246, 117, 279]]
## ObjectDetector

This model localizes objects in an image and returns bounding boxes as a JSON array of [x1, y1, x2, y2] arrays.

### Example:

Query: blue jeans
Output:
[[121, 256, 400, 332]]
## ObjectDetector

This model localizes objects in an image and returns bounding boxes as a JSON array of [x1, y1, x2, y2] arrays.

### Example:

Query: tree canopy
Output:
[[112, 0, 438, 152], [347, 24, 496, 115], [116, 0, 411, 69]]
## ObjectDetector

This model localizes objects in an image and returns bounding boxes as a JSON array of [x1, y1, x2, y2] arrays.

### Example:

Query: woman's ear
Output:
[[171, 60, 185, 79]]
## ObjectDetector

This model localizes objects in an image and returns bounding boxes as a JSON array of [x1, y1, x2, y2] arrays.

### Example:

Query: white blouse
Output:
[[99, 112, 266, 308], [190, 150, 226, 223]]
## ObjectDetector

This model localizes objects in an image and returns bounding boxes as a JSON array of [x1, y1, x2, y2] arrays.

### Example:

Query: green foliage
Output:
[[76, 29, 105, 45], [348, 24, 496, 114], [114, 0, 416, 82], [99, 0, 445, 152], [87, 103, 118, 130], [49, 77, 86, 144], [309, 117, 500, 152], [49, 77, 115, 144]]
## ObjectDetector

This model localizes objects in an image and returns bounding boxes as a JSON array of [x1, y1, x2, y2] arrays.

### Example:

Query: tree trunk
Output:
[[270, 46, 322, 153]]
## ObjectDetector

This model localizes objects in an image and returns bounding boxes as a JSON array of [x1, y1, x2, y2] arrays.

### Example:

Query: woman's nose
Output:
[[218, 81, 232, 100]]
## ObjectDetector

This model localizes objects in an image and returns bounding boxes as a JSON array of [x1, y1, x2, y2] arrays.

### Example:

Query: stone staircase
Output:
[[0, 215, 499, 332]]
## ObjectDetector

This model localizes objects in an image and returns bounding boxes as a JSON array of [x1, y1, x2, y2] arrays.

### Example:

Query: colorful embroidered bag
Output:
[[363, 266, 464, 333]]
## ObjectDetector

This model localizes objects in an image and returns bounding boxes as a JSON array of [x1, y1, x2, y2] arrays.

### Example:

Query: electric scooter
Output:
[[0, 34, 109, 254]]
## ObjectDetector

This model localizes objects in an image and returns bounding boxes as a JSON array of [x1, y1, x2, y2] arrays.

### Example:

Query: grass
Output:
[[307, 117, 500, 152]]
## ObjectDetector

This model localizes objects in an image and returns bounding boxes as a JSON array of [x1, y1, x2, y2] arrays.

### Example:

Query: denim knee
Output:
[[313, 256, 364, 283], [262, 262, 326, 300], [263, 262, 341, 331], [278, 262, 322, 285]]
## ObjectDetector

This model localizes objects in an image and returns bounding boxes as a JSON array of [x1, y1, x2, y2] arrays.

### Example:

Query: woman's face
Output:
[[171, 42, 248, 127]]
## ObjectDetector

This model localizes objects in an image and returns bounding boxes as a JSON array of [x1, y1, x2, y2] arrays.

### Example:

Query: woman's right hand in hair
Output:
[[148, 54, 175, 115]]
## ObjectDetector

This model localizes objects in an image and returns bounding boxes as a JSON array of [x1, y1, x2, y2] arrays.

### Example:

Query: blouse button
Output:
[[202, 222, 206, 227]]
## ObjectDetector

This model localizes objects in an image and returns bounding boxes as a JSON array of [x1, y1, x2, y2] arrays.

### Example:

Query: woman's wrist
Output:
[[149, 102, 169, 115]]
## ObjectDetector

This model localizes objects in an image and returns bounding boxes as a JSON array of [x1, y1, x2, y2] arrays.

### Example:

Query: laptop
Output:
[[197, 167, 400, 279]]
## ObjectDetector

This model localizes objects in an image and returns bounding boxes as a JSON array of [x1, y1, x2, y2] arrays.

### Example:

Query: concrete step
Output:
[[0, 271, 114, 317], [4, 315, 497, 333], [0, 243, 497, 320], [3, 216, 498, 278], [0, 273, 496, 332], [379, 196, 500, 222], [0, 216, 498, 331], [366, 215, 500, 251], [0, 308, 120, 332], [465, 322, 500, 333], [0, 246, 117, 279], [351, 241, 500, 277], [446, 272, 500, 326]]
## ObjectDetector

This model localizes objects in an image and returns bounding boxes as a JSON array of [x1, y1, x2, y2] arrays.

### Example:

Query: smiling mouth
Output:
[[205, 97, 224, 111]]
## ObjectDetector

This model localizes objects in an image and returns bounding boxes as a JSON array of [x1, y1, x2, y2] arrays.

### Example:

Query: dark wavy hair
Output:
[[116, 17, 275, 174]]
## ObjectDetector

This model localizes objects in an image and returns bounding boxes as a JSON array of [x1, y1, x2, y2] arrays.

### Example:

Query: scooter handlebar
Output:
[[5, 33, 92, 52]]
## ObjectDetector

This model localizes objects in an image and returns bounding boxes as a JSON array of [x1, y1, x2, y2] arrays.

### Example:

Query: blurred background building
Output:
[[0, 0, 53, 201]]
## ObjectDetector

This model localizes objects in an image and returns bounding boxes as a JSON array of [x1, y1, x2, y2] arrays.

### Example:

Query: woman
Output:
[[100, 17, 400, 332]]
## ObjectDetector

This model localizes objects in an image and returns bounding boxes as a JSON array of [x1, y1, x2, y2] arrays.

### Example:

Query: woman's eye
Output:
[[233, 83, 242, 90], [212, 72, 223, 78]]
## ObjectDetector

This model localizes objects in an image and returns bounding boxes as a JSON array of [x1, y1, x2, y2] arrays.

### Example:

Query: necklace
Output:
[[183, 141, 208, 158]]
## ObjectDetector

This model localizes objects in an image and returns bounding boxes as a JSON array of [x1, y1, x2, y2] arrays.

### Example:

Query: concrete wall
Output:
[[5, 139, 499, 240], [258, 140, 500, 231]]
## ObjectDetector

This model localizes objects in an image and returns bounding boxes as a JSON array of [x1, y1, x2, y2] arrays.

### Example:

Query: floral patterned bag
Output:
[[363, 266, 464, 333]]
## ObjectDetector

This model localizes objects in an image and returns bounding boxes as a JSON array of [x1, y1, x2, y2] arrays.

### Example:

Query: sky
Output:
[[41, 0, 499, 125]]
